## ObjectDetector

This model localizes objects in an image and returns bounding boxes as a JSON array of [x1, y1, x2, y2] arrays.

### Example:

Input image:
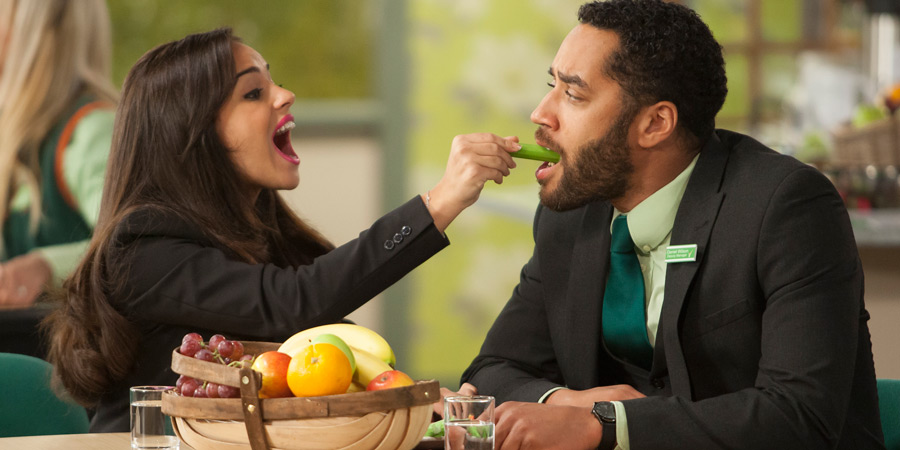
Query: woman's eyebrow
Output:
[[236, 64, 270, 80]]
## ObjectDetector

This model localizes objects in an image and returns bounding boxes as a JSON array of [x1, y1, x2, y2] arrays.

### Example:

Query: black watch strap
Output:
[[592, 401, 617, 450]]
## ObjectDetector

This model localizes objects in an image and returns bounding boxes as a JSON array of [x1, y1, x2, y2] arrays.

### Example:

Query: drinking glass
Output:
[[130, 386, 179, 449], [443, 395, 495, 450]]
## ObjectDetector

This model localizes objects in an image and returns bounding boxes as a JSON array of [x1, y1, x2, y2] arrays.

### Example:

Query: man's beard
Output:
[[537, 111, 635, 212]]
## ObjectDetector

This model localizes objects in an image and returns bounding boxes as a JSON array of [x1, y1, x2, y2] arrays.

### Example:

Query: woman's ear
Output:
[[635, 101, 677, 148]]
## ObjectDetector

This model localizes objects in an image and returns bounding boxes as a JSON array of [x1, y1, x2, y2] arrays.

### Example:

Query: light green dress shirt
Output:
[[609, 154, 697, 450], [539, 154, 698, 450]]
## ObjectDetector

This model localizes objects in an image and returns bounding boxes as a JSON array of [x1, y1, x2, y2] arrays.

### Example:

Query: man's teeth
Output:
[[275, 121, 296, 136], [547, 162, 555, 167]]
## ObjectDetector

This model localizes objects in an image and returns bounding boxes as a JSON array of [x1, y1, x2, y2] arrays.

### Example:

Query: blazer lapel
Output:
[[564, 201, 614, 387], [660, 133, 728, 398]]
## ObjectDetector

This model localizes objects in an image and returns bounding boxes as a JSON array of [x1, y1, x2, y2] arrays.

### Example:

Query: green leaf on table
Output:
[[468, 424, 490, 439], [425, 419, 444, 438]]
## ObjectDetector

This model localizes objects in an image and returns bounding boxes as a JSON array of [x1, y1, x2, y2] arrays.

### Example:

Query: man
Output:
[[457, 1, 885, 449]]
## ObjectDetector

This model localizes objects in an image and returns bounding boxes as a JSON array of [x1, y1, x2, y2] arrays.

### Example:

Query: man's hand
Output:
[[546, 384, 645, 407], [494, 401, 603, 450], [0, 253, 52, 308], [432, 382, 478, 416]]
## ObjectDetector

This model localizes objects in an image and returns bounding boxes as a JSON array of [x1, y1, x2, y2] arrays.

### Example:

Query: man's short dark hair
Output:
[[578, 0, 728, 142]]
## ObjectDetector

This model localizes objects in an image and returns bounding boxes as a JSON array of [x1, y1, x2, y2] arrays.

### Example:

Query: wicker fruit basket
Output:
[[832, 116, 900, 167], [161, 341, 439, 450]]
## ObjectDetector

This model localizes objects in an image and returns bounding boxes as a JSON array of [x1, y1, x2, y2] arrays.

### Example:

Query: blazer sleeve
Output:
[[623, 165, 870, 449], [461, 205, 567, 401], [114, 196, 448, 339]]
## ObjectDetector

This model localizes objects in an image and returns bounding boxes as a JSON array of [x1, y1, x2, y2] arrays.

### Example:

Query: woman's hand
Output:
[[0, 253, 53, 308], [425, 133, 519, 232]]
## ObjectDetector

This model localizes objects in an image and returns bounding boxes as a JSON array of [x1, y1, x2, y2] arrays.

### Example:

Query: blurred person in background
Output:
[[0, 0, 117, 308], [43, 28, 519, 432]]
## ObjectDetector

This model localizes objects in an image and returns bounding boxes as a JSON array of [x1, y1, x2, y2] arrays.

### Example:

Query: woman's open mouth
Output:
[[273, 115, 299, 165]]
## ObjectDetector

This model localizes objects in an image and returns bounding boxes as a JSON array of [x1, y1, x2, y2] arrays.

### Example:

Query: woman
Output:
[[0, 0, 117, 307], [44, 28, 519, 432]]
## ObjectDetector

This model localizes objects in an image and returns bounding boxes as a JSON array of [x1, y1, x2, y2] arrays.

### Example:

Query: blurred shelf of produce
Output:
[[848, 209, 900, 247]]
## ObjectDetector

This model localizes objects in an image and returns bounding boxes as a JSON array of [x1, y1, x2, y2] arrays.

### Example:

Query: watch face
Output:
[[593, 402, 616, 422]]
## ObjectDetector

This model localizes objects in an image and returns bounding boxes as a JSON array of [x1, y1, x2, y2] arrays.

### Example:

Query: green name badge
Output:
[[665, 244, 697, 263]]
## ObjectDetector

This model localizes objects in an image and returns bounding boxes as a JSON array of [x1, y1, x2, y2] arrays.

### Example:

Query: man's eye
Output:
[[244, 88, 262, 100], [547, 81, 556, 89], [565, 90, 581, 101]]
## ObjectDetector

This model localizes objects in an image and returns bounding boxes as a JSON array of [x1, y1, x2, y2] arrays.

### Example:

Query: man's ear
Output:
[[635, 101, 677, 148]]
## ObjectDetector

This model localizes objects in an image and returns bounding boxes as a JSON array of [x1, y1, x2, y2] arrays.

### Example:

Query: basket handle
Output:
[[238, 365, 269, 450]]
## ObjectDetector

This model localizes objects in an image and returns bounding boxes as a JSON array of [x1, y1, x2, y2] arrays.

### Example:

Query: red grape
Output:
[[180, 339, 202, 357], [206, 382, 220, 398], [231, 341, 244, 360], [193, 386, 208, 398], [208, 334, 226, 349], [182, 332, 203, 344], [218, 384, 240, 398], [174, 333, 256, 398], [194, 348, 214, 362], [181, 378, 201, 397], [217, 340, 235, 359]]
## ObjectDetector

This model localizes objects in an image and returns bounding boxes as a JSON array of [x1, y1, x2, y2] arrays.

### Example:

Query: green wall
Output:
[[405, 0, 585, 387], [108, 0, 374, 99]]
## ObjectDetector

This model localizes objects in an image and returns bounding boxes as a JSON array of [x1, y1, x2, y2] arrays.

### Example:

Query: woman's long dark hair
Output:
[[43, 28, 333, 407]]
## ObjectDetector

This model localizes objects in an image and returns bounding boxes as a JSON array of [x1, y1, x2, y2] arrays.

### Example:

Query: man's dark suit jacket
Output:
[[90, 197, 447, 433], [462, 130, 885, 449]]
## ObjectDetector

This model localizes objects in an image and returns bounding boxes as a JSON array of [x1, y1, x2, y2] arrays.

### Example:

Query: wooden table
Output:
[[0, 432, 194, 449]]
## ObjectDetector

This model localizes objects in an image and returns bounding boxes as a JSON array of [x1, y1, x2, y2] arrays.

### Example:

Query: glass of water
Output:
[[443, 395, 495, 450], [130, 386, 179, 449]]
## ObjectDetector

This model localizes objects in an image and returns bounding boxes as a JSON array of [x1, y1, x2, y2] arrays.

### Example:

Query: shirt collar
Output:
[[612, 154, 699, 255]]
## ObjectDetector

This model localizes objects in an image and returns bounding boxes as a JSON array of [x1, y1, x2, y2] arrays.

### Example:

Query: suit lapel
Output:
[[660, 133, 728, 398], [564, 201, 614, 387]]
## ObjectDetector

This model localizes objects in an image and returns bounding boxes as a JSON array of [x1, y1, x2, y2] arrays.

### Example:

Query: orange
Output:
[[286, 343, 353, 397], [889, 85, 900, 104]]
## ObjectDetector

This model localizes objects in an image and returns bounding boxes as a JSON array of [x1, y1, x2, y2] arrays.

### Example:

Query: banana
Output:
[[351, 346, 393, 386], [278, 323, 396, 367], [346, 381, 366, 393]]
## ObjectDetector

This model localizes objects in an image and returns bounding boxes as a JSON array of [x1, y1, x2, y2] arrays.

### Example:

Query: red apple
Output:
[[366, 370, 415, 391], [251, 351, 293, 398]]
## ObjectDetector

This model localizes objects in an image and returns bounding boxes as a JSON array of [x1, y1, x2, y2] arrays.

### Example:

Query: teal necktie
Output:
[[602, 215, 654, 370]]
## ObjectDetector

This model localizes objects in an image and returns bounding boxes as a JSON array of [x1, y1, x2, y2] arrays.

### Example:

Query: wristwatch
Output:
[[591, 401, 617, 450]]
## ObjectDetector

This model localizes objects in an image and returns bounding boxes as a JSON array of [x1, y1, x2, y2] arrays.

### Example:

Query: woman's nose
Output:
[[275, 85, 295, 110]]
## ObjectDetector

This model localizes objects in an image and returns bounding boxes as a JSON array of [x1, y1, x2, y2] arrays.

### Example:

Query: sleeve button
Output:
[[401, 225, 411, 236], [393, 233, 403, 243], [384, 240, 395, 250]]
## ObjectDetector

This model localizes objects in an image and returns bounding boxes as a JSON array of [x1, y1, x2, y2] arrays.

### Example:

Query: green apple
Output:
[[311, 333, 356, 374]]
